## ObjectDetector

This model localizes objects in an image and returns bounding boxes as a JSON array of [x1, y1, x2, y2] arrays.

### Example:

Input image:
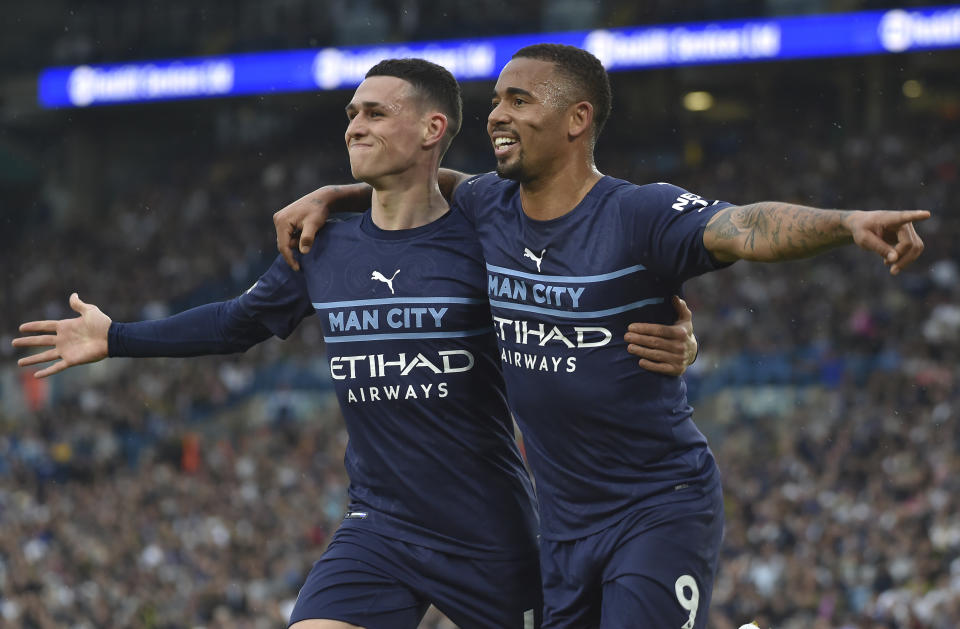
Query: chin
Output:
[[350, 164, 377, 183], [495, 160, 525, 181]]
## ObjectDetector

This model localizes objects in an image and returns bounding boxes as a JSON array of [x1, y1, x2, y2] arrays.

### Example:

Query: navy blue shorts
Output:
[[540, 480, 724, 629], [289, 525, 542, 629]]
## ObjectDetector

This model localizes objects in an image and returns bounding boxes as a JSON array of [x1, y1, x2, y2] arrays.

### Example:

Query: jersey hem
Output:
[[537, 461, 722, 542], [339, 508, 540, 561]]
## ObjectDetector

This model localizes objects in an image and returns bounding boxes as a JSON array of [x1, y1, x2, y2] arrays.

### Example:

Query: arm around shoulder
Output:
[[438, 168, 474, 200], [275, 170, 475, 271], [274, 183, 373, 270]]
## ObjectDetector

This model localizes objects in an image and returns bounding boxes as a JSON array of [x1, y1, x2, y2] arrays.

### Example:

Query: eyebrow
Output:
[[492, 87, 535, 99], [345, 100, 383, 114]]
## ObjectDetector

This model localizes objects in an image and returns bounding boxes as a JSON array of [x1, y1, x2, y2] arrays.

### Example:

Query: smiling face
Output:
[[488, 57, 576, 183], [345, 76, 430, 184]]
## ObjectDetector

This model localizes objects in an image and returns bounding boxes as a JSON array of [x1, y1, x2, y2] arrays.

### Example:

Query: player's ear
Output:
[[422, 112, 449, 150], [567, 101, 593, 140]]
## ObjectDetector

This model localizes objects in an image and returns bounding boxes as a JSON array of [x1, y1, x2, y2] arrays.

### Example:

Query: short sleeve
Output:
[[236, 254, 314, 339], [623, 182, 736, 283]]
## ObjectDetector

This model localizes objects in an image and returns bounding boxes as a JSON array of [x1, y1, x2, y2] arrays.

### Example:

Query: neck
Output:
[[518, 153, 603, 221], [369, 167, 449, 230]]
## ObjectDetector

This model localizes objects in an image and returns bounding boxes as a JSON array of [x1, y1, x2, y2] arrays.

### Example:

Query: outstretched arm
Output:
[[13, 293, 274, 378], [275, 168, 474, 270], [703, 203, 929, 274], [624, 296, 698, 376]]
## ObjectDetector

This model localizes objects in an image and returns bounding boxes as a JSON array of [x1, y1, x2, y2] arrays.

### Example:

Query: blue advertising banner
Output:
[[38, 6, 960, 108]]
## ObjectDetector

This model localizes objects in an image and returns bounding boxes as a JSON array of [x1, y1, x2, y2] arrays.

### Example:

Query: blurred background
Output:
[[2, 1, 959, 628]]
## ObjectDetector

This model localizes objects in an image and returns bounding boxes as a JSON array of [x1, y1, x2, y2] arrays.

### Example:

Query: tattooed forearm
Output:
[[704, 202, 854, 262]]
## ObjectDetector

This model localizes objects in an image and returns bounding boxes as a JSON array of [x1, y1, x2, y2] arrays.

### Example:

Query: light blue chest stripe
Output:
[[489, 296, 664, 319], [484, 263, 646, 283], [323, 327, 492, 344], [313, 296, 486, 309]]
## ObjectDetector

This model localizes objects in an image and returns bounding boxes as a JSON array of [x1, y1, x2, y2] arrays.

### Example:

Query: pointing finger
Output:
[[896, 209, 931, 223]]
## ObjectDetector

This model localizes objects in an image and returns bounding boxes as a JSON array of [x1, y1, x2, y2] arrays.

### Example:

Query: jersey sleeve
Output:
[[623, 182, 736, 282], [108, 300, 274, 358], [235, 254, 315, 339]]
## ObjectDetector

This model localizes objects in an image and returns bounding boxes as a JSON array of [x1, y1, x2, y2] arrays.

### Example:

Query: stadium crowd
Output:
[[2, 75, 959, 629]]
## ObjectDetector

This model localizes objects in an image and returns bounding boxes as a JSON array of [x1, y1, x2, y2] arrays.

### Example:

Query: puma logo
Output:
[[523, 248, 546, 272], [371, 269, 400, 294]]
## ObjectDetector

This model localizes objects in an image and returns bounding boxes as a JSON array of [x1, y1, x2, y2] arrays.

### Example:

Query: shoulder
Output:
[[607, 180, 721, 220], [455, 172, 518, 203], [434, 209, 485, 255], [313, 211, 364, 241], [325, 211, 365, 228], [452, 172, 519, 224], [465, 171, 509, 189], [304, 212, 366, 263], [609, 179, 690, 206]]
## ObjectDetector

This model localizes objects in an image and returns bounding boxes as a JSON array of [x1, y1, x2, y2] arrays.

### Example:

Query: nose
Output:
[[488, 100, 510, 130], [345, 114, 366, 144]]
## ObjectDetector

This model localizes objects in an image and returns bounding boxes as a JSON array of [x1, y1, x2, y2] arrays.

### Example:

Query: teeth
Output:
[[495, 137, 517, 147]]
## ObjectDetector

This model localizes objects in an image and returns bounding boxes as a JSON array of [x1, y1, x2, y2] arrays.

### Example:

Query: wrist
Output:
[[326, 183, 372, 213], [839, 210, 860, 236], [313, 185, 341, 208]]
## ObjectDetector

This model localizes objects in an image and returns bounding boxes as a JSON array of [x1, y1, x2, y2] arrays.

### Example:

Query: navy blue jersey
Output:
[[238, 209, 538, 558], [454, 173, 733, 541]]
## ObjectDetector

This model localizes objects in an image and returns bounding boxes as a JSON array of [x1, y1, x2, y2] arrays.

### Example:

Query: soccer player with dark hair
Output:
[[273, 44, 928, 628], [13, 57, 699, 629]]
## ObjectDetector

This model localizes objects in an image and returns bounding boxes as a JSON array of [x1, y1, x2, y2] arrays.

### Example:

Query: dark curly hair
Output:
[[366, 58, 463, 154], [512, 44, 612, 144]]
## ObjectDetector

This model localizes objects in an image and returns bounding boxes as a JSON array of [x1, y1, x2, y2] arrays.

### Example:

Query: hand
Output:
[[274, 190, 332, 271], [844, 209, 930, 275], [12, 293, 111, 378], [624, 296, 697, 376]]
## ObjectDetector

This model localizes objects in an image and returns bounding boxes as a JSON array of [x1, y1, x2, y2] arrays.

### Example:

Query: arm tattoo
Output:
[[705, 202, 853, 262]]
